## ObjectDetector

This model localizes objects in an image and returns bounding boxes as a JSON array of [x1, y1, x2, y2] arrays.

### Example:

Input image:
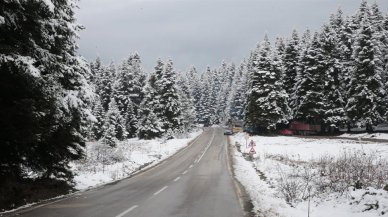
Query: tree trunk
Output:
[[366, 123, 373, 134]]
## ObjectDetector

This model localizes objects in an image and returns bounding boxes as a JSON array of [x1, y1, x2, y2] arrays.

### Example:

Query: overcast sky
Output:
[[76, 0, 388, 72]]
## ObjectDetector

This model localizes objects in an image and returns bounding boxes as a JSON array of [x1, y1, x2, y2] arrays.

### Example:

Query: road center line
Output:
[[153, 186, 168, 196], [189, 164, 193, 168], [173, 176, 181, 182], [197, 129, 216, 163], [182, 170, 188, 175], [115, 205, 138, 217]]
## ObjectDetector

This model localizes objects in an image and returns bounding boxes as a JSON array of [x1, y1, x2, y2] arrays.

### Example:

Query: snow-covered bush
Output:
[[316, 150, 388, 192], [258, 149, 388, 204]]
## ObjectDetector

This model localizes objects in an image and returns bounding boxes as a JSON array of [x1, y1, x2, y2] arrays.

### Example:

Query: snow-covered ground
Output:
[[231, 133, 388, 217], [71, 130, 202, 190], [338, 133, 388, 140]]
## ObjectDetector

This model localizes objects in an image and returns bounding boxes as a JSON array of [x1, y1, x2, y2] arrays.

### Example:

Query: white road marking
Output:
[[153, 186, 168, 196], [174, 176, 181, 182], [197, 129, 216, 163], [115, 205, 138, 217], [182, 170, 188, 175], [189, 164, 193, 168]]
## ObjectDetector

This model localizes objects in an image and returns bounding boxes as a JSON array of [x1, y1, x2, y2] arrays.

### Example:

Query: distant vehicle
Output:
[[289, 121, 321, 135], [224, 129, 233, 135], [279, 129, 293, 135]]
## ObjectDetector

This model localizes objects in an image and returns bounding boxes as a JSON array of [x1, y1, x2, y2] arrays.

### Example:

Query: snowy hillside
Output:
[[231, 133, 388, 217]]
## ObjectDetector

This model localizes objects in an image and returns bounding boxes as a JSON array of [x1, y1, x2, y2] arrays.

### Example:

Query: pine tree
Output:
[[90, 57, 104, 86], [137, 83, 164, 139], [293, 33, 325, 123], [156, 60, 183, 133], [230, 61, 249, 120], [186, 66, 202, 123], [99, 62, 115, 111], [319, 24, 346, 131], [331, 9, 354, 104], [282, 30, 300, 98], [103, 99, 127, 145], [113, 53, 146, 138], [0, 0, 92, 180], [346, 12, 386, 132], [91, 97, 106, 140], [177, 75, 196, 134], [197, 69, 212, 125], [216, 62, 236, 123], [245, 35, 290, 130]]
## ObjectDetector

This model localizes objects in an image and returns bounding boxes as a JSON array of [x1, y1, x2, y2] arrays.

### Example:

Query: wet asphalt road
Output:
[[6, 127, 244, 217]]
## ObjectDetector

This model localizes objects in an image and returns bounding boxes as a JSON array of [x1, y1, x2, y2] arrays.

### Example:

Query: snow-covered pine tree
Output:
[[99, 62, 116, 111], [244, 46, 261, 129], [330, 9, 354, 104], [91, 97, 106, 140], [208, 67, 222, 124], [229, 60, 249, 120], [177, 74, 196, 134], [112, 53, 146, 138], [370, 2, 388, 85], [102, 99, 127, 145], [0, 0, 93, 180], [197, 67, 212, 125], [275, 37, 286, 59], [346, 11, 386, 133], [293, 32, 325, 124], [90, 57, 104, 86], [186, 66, 202, 123], [245, 35, 290, 130], [383, 15, 388, 104], [319, 24, 346, 131], [216, 62, 236, 123], [156, 60, 183, 134], [282, 30, 300, 98], [137, 82, 164, 139]]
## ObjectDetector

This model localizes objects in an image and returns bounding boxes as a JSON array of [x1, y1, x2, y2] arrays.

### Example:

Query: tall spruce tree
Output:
[[346, 12, 386, 132], [282, 30, 300, 98], [99, 62, 115, 111], [293, 33, 325, 123], [156, 60, 183, 133], [137, 82, 164, 140], [113, 53, 146, 138], [0, 0, 93, 180], [177, 75, 196, 134], [91, 97, 105, 140], [319, 24, 346, 131], [245, 36, 290, 130], [103, 99, 127, 146]]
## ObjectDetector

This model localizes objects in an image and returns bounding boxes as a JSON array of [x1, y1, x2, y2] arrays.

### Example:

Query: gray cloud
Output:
[[76, 0, 388, 72]]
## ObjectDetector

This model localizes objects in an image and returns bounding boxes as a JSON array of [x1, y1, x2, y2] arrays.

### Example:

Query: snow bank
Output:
[[71, 130, 202, 190], [233, 133, 388, 161], [231, 133, 388, 217], [338, 133, 388, 140]]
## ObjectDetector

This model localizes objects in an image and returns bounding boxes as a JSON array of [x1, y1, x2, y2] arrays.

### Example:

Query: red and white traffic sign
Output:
[[249, 147, 256, 155], [248, 140, 256, 147]]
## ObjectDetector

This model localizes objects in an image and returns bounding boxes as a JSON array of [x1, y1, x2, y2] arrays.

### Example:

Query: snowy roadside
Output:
[[70, 130, 202, 190], [338, 133, 388, 141], [231, 133, 388, 217]]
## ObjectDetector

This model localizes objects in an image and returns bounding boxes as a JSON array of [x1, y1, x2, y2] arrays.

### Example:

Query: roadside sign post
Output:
[[247, 140, 256, 160], [244, 133, 249, 148]]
